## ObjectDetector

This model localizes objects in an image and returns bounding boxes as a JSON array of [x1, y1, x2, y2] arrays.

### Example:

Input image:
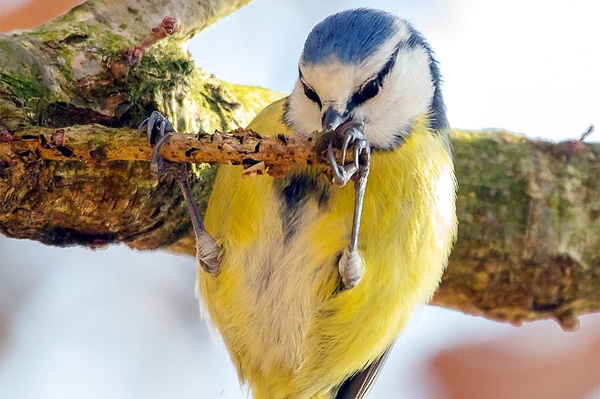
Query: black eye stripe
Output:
[[302, 81, 322, 108], [355, 79, 381, 103], [348, 43, 401, 108]]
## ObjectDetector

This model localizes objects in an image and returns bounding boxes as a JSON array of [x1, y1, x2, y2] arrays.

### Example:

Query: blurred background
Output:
[[1, 0, 599, 398]]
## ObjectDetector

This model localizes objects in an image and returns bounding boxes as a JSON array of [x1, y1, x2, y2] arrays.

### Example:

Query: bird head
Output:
[[285, 8, 447, 150]]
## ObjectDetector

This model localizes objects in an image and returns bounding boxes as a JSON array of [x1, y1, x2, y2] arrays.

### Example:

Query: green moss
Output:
[[26, 22, 134, 55], [0, 40, 13, 54], [0, 71, 46, 103], [452, 130, 531, 245], [551, 144, 600, 265], [125, 48, 196, 130], [223, 82, 285, 124], [126, 41, 281, 135], [0, 39, 53, 120]]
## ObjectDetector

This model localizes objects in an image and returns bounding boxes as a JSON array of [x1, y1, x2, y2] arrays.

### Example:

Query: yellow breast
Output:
[[200, 98, 457, 398]]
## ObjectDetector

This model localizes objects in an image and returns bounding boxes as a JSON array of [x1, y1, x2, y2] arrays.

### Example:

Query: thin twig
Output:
[[0, 125, 327, 178]]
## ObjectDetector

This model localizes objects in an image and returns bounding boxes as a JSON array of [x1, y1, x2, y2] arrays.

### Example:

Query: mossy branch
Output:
[[1, 0, 598, 331], [2, 123, 598, 331]]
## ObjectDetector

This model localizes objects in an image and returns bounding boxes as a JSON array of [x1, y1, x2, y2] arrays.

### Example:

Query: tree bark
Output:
[[1, 0, 598, 331]]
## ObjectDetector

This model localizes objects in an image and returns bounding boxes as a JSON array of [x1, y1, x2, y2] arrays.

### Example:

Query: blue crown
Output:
[[302, 8, 397, 65]]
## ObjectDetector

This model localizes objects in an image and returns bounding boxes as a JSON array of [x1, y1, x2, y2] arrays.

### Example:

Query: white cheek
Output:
[[286, 84, 323, 136], [357, 46, 434, 147], [389, 46, 435, 123]]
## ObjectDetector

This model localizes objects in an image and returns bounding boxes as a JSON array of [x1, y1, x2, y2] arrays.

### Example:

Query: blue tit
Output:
[[200, 8, 457, 399], [145, 7, 457, 399]]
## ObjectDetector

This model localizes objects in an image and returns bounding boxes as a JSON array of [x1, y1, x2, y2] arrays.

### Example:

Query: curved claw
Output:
[[138, 111, 175, 145], [140, 111, 185, 178], [150, 132, 184, 177], [327, 121, 370, 187], [353, 137, 370, 175], [328, 142, 353, 186], [341, 129, 355, 165]]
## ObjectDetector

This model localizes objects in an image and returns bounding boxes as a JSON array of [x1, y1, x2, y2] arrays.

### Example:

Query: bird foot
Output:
[[195, 229, 221, 276], [139, 111, 186, 179], [327, 121, 371, 289], [327, 120, 370, 187], [139, 111, 221, 276], [338, 248, 366, 289]]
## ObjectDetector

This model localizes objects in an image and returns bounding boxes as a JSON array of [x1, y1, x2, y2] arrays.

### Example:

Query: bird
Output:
[[142, 7, 456, 399]]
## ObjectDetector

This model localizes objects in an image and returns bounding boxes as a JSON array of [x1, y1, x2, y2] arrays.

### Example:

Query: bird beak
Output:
[[322, 107, 346, 131]]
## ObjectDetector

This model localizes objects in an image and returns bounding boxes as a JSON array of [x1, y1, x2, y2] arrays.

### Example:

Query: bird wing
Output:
[[334, 344, 394, 399]]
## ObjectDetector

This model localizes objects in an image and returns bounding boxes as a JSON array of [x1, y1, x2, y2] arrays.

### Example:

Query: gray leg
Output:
[[327, 121, 371, 289], [139, 112, 220, 275]]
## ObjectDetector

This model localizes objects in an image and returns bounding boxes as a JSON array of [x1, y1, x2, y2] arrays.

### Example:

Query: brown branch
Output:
[[0, 125, 325, 178]]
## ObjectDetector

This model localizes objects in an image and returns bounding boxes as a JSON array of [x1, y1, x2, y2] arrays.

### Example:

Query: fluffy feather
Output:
[[198, 8, 457, 399]]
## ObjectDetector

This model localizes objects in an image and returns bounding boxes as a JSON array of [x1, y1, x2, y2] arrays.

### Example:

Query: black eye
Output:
[[303, 84, 322, 107], [350, 79, 381, 106], [359, 80, 380, 101]]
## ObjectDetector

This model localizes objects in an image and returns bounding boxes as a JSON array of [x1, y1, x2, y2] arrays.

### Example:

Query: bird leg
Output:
[[139, 111, 221, 276], [327, 121, 371, 289]]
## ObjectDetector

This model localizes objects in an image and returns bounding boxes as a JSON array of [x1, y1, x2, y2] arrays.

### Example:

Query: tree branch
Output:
[[0, 124, 322, 178], [1, 0, 598, 331], [2, 123, 598, 331]]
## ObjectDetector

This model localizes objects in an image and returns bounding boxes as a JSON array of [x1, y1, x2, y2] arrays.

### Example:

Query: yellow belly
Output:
[[199, 100, 456, 398]]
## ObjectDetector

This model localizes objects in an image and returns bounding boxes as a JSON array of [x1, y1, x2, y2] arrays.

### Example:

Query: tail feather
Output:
[[334, 345, 394, 399]]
